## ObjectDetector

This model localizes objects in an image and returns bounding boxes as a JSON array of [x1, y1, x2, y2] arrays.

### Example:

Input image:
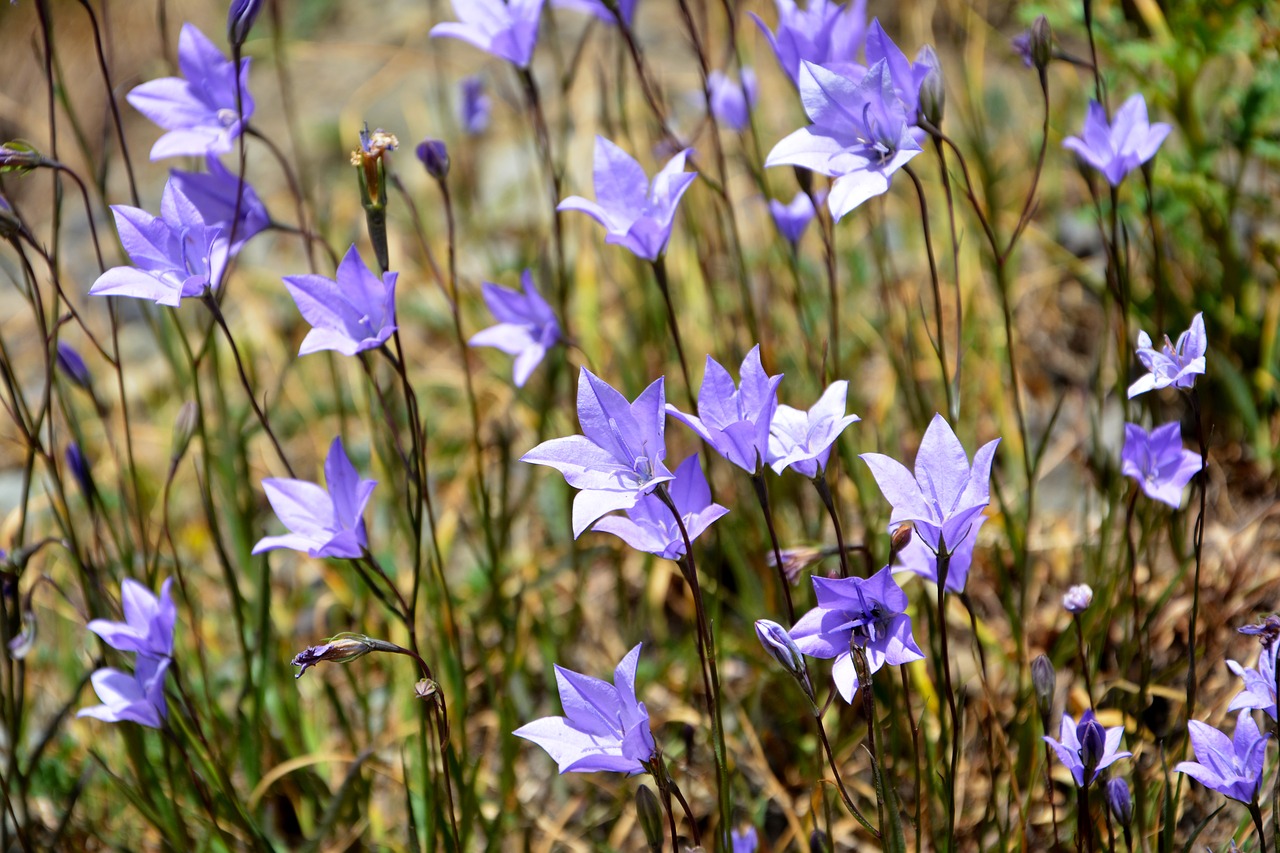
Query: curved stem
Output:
[[813, 475, 851, 578], [903, 164, 953, 419], [650, 256, 696, 411]]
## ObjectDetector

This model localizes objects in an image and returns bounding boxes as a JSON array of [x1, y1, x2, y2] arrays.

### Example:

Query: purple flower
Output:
[[522, 369, 674, 537], [126, 24, 254, 160], [78, 656, 170, 729], [667, 345, 783, 474], [56, 342, 93, 391], [458, 76, 492, 136], [864, 19, 938, 123], [553, 0, 638, 26], [767, 379, 860, 478], [732, 825, 759, 853], [1227, 641, 1278, 721], [765, 60, 922, 221], [708, 68, 758, 131], [1107, 777, 1133, 827], [1120, 421, 1202, 508], [65, 442, 95, 502], [88, 179, 229, 306], [1011, 30, 1034, 68], [87, 578, 176, 660], [1127, 312, 1206, 398], [1043, 709, 1131, 786], [1062, 583, 1093, 614], [789, 566, 925, 702], [860, 413, 999, 557], [167, 157, 269, 253], [252, 437, 377, 559], [750, 0, 867, 87], [1176, 713, 1269, 804], [558, 136, 697, 261], [769, 191, 819, 245], [592, 454, 728, 559], [896, 514, 984, 593], [468, 269, 561, 387], [281, 245, 397, 357], [1063, 94, 1172, 187], [430, 0, 545, 69], [514, 643, 657, 774]]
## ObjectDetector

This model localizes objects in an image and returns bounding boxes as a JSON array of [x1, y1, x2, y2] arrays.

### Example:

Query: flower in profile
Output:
[[167, 156, 269, 253], [1043, 709, 1131, 786], [789, 566, 925, 702], [78, 656, 171, 729], [1011, 30, 1034, 68], [1176, 713, 1269, 804], [767, 380, 860, 478], [896, 514, 984, 593], [864, 19, 939, 122], [553, 0, 638, 26], [592, 455, 728, 559], [750, 0, 867, 87], [1120, 422, 1202, 508], [291, 634, 406, 679], [1227, 641, 1278, 721], [667, 345, 783, 474], [469, 269, 561, 387], [1127, 312, 1206, 398], [707, 67, 758, 132], [126, 24, 254, 160], [522, 369, 674, 537], [860, 413, 999, 556], [1063, 93, 1172, 187], [458, 76, 492, 136], [755, 618, 811, 694], [252, 437, 377, 559], [769, 191, 818, 245], [1107, 778, 1133, 827], [430, 0, 545, 68], [88, 179, 230, 306], [558, 136, 697, 261], [732, 825, 760, 853], [514, 643, 657, 774], [765, 60, 923, 221], [281, 245, 397, 357], [228, 0, 263, 46], [1062, 584, 1093, 614], [56, 342, 93, 392], [87, 578, 176, 660]]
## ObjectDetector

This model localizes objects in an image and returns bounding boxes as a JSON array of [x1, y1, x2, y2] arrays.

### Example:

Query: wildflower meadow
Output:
[[2, 0, 1280, 849]]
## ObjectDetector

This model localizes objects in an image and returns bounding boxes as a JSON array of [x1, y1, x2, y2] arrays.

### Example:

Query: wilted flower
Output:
[[88, 578, 176, 660], [1127, 312, 1206, 398], [430, 0, 545, 68], [1120, 421, 1203, 508], [1062, 584, 1093, 614], [767, 380, 860, 478], [1176, 713, 1269, 804], [291, 634, 404, 678], [667, 346, 782, 474], [592, 455, 728, 560], [469, 269, 561, 387], [1043, 709, 1131, 786], [769, 191, 818, 245], [1063, 93, 1172, 187], [750, 0, 867, 87], [707, 68, 757, 131]]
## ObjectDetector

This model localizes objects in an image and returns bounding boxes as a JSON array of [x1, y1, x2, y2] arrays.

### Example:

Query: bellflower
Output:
[[860, 413, 999, 556], [88, 179, 229, 306], [281, 245, 397, 357], [789, 566, 925, 703], [78, 656, 171, 729], [1063, 94, 1172, 187], [896, 515, 984, 593], [1176, 713, 1269, 804], [522, 369, 674, 537], [87, 578, 176, 660], [252, 437, 377, 559], [592, 454, 728, 560], [126, 24, 254, 160], [553, 0, 638, 25], [667, 345, 783, 474], [750, 0, 867, 87], [458, 76, 492, 136], [769, 191, 819, 245], [1120, 422, 1202, 508], [707, 68, 758, 132], [168, 157, 269, 253], [765, 60, 923, 221], [1127, 312, 1206, 398], [468, 269, 561, 387], [514, 643, 657, 774], [767, 379, 860, 478], [56, 342, 93, 391], [558, 136, 697, 261], [1227, 642, 1278, 721], [732, 826, 760, 853], [430, 0, 545, 69], [864, 19, 939, 122], [1043, 709, 1131, 786], [1062, 584, 1094, 614]]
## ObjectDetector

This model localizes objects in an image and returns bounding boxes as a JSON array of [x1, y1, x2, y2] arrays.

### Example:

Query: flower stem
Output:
[[813, 474, 851, 578], [1184, 387, 1208, 734], [811, 691, 878, 836], [935, 546, 960, 852], [751, 473, 796, 622], [1073, 613, 1096, 704], [650, 257, 696, 412], [1077, 780, 1095, 853], [902, 164, 953, 421]]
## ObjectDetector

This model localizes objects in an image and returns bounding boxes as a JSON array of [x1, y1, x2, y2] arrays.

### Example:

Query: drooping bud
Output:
[[1106, 777, 1133, 827], [291, 633, 407, 678], [1031, 654, 1055, 724], [56, 342, 93, 392], [755, 619, 813, 699], [635, 784, 664, 852], [416, 138, 450, 180], [0, 140, 46, 173], [227, 0, 264, 48], [1063, 584, 1093, 614], [1030, 15, 1052, 73], [171, 401, 199, 466]]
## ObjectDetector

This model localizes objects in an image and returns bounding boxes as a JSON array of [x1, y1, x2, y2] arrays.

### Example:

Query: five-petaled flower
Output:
[[252, 437, 377, 559], [469, 269, 561, 387], [592, 455, 728, 560], [1127, 312, 1206, 398], [558, 136, 697, 262], [430, 0, 545, 69], [282, 245, 398, 357], [126, 24, 254, 160], [1063, 93, 1171, 187], [864, 19, 939, 123], [750, 0, 867, 87], [88, 578, 176, 660], [1176, 712, 1269, 804], [1043, 709, 1131, 787], [1120, 421, 1202, 508], [522, 369, 674, 537], [767, 379, 860, 478], [668, 345, 783, 474], [514, 643, 658, 774]]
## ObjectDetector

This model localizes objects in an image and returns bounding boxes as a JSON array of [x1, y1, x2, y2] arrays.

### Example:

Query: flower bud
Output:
[[809, 829, 831, 853], [65, 442, 96, 504], [6, 608, 35, 660], [291, 633, 405, 678], [0, 141, 45, 173], [635, 785, 664, 852], [890, 522, 914, 558], [793, 166, 813, 198], [919, 68, 945, 129], [1031, 654, 1055, 723], [171, 401, 199, 465], [755, 619, 812, 698], [1030, 15, 1052, 72], [416, 138, 450, 180], [227, 0, 263, 48], [1063, 584, 1093, 614], [56, 342, 93, 392], [1078, 712, 1106, 779], [1106, 777, 1132, 827]]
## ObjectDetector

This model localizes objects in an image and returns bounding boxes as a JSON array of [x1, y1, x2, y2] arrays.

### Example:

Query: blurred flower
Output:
[[56, 342, 93, 392], [458, 76, 492, 135], [0, 140, 47, 171], [767, 379, 860, 478], [469, 269, 561, 387], [667, 345, 783, 474], [769, 191, 818, 245], [1227, 641, 1278, 721], [1011, 30, 1034, 68], [732, 825, 759, 853], [0, 194, 17, 238], [1176, 713, 1269, 804], [593, 455, 727, 559], [78, 656, 170, 728], [860, 413, 999, 557], [896, 514, 984, 593], [1062, 584, 1093, 613], [281, 245, 398, 357], [864, 19, 938, 122], [789, 566, 924, 703], [522, 369, 674, 537], [750, 0, 867, 87], [252, 437, 377, 559], [1121, 422, 1202, 508], [416, 138, 450, 179], [167, 156, 269, 253], [1127, 312, 1206, 398], [430, 0, 545, 68], [917, 53, 944, 127], [65, 443, 95, 503], [767, 544, 826, 583], [228, 0, 263, 47], [707, 68, 757, 131], [1107, 778, 1133, 827], [1239, 615, 1280, 648], [765, 60, 922, 221], [514, 643, 657, 773], [558, 136, 697, 261], [126, 24, 254, 160], [553, 0, 638, 25], [1063, 93, 1171, 187], [1031, 654, 1056, 722], [1043, 709, 1130, 786], [88, 578, 176, 660]]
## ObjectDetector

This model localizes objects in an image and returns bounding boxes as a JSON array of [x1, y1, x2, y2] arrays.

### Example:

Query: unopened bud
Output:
[[1063, 584, 1093, 614], [0, 141, 45, 173], [809, 829, 831, 853], [635, 785, 664, 852], [919, 67, 945, 129], [1078, 712, 1106, 778], [56, 342, 93, 392], [1107, 777, 1132, 827], [793, 166, 813, 198], [1030, 15, 1052, 72], [65, 442, 95, 504], [6, 609, 35, 659], [1031, 654, 1055, 723], [755, 619, 812, 699], [291, 633, 405, 678], [890, 523, 914, 559], [171, 401, 198, 465], [227, 0, 263, 47]]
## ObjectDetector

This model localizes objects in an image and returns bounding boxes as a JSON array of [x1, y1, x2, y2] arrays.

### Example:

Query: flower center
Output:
[[217, 108, 239, 128]]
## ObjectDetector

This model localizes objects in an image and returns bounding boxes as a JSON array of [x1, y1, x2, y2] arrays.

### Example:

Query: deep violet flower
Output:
[[592, 454, 728, 559], [1120, 421, 1202, 508], [750, 0, 868, 87], [87, 578, 176, 660], [667, 345, 783, 474], [767, 379, 860, 478], [252, 437, 377, 559], [1043, 709, 1131, 786], [553, 0, 638, 26], [430, 0, 545, 69], [78, 656, 171, 729], [468, 269, 561, 387], [558, 136, 697, 261], [1176, 713, 1269, 805], [1127, 312, 1206, 398], [126, 24, 254, 160], [522, 369, 674, 537], [1063, 93, 1172, 187], [228, 0, 263, 46], [1227, 641, 1278, 721], [167, 156, 269, 253], [707, 68, 758, 131], [281, 245, 398, 357], [769, 191, 818, 245], [56, 342, 93, 392], [514, 643, 657, 774]]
